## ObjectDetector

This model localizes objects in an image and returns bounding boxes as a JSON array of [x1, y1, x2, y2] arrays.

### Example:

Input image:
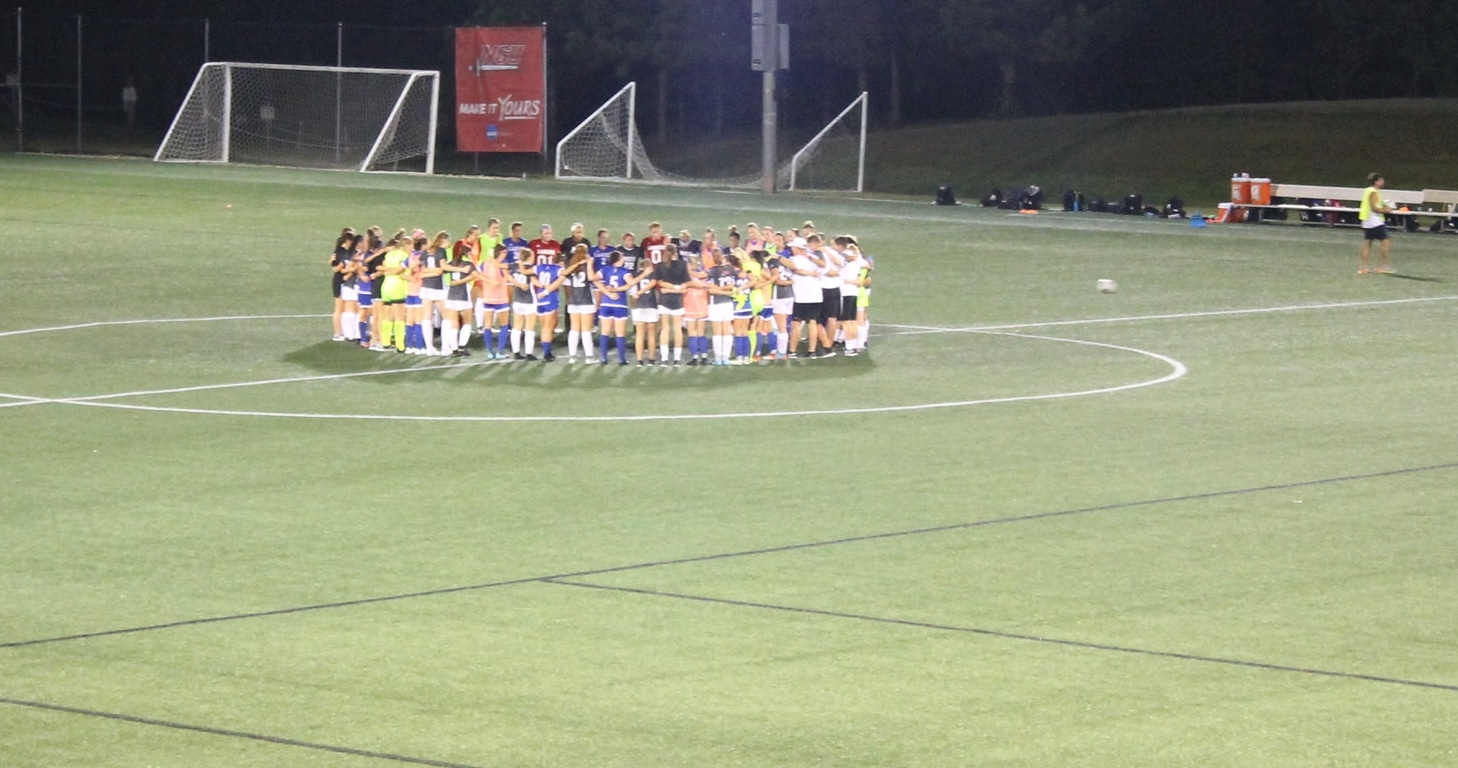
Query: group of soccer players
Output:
[[327, 219, 874, 366]]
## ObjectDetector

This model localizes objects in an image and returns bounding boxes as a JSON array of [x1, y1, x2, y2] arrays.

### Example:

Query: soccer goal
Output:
[[788, 92, 868, 193], [556, 82, 869, 192], [155, 62, 440, 173]]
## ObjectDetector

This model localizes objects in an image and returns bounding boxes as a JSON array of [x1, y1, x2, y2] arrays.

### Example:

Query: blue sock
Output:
[[615, 336, 627, 363], [497, 325, 511, 353], [542, 341, 552, 358], [736, 336, 748, 358], [484, 328, 495, 351], [359, 321, 369, 344], [600, 334, 611, 361]]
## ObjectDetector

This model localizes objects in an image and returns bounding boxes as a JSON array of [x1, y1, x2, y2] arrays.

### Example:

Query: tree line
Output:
[[474, 0, 1458, 141]]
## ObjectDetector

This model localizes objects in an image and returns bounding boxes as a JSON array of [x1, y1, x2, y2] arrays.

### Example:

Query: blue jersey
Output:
[[590, 244, 617, 276], [534, 263, 563, 311], [598, 265, 631, 308], [732, 274, 754, 313], [503, 237, 529, 265]]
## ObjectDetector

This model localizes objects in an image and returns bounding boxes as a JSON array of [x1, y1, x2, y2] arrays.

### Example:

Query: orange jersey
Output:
[[478, 263, 509, 304], [684, 284, 709, 318]]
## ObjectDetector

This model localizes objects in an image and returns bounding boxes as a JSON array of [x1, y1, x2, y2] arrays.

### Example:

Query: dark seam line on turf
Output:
[[543, 579, 1458, 694], [0, 695, 487, 768], [4, 460, 1456, 651]]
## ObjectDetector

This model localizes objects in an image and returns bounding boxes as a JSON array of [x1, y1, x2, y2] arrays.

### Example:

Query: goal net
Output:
[[788, 92, 868, 193], [556, 82, 868, 192], [154, 62, 440, 173]]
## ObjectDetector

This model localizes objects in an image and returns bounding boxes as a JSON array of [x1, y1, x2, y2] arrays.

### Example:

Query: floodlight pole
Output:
[[15, 6, 23, 153], [755, 0, 778, 195]]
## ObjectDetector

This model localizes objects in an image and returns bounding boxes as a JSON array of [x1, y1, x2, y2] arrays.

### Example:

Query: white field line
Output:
[[0, 314, 326, 339], [885, 295, 1458, 335], [58, 332, 1186, 422]]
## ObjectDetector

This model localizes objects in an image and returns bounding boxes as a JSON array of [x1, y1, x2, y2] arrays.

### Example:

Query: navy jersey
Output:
[[566, 265, 593, 306], [445, 258, 472, 302], [422, 248, 447, 291], [509, 265, 534, 303], [707, 265, 737, 304], [618, 245, 643, 274]]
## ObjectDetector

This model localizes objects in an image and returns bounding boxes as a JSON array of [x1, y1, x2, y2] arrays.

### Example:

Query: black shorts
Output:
[[839, 295, 859, 321], [331, 274, 344, 298], [819, 288, 840, 323], [792, 302, 821, 323], [1363, 225, 1388, 241]]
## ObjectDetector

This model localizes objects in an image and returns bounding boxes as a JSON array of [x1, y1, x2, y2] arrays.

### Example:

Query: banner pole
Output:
[[540, 21, 548, 177]]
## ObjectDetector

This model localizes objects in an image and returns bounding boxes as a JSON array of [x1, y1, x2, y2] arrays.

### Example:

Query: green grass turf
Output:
[[1, 154, 1457, 767]]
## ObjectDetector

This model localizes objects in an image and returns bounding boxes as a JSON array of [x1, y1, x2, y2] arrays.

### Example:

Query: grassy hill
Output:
[[859, 98, 1458, 207], [18, 98, 1458, 208]]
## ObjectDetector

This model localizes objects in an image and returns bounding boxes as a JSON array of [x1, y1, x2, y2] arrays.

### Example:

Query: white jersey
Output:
[[790, 254, 823, 303], [817, 248, 844, 290], [840, 256, 867, 295]]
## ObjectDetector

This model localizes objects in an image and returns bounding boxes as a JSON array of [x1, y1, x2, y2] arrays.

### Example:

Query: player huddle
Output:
[[328, 219, 873, 366]]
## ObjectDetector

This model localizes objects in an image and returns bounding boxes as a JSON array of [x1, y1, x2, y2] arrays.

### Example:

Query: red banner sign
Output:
[[455, 26, 546, 153]]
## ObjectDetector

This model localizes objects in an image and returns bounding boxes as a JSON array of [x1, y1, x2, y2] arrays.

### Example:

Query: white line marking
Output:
[[57, 331, 1186, 421], [887, 295, 1458, 333], [0, 314, 326, 339]]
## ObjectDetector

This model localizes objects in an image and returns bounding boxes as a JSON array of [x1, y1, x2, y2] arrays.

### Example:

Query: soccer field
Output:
[[2, 154, 1456, 767]]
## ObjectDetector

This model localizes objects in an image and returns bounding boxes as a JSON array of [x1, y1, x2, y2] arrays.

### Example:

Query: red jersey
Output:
[[528, 238, 561, 266], [641, 234, 669, 264]]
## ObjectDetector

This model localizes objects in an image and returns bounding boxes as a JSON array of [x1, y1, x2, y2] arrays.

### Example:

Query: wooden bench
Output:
[[1235, 183, 1458, 228]]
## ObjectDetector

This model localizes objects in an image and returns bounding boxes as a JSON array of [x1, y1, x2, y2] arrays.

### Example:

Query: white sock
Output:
[[423, 322, 436, 352], [580, 329, 593, 357], [441, 321, 457, 353], [777, 332, 789, 356], [568, 330, 580, 358], [659, 343, 669, 361], [525, 330, 537, 355], [673, 347, 682, 362], [341, 312, 357, 339], [714, 335, 728, 361], [474, 303, 486, 329], [458, 325, 470, 348], [859, 321, 869, 346], [511, 327, 522, 353]]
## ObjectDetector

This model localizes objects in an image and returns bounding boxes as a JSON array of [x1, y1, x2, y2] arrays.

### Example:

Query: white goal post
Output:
[[155, 62, 440, 174], [556, 82, 869, 192], [788, 91, 868, 193]]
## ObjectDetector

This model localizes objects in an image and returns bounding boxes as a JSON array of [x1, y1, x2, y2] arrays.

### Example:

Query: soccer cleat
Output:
[[567, 356, 577, 364], [1357, 267, 1370, 275], [584, 357, 598, 365], [673, 359, 681, 366], [687, 358, 699, 366], [514, 352, 525, 360], [524, 353, 538, 361], [620, 360, 631, 366], [543, 352, 556, 362], [332, 335, 346, 342], [1375, 266, 1394, 274]]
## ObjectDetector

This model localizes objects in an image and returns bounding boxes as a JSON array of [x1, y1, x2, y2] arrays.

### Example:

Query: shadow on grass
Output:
[[1382, 272, 1444, 283], [282, 341, 875, 391]]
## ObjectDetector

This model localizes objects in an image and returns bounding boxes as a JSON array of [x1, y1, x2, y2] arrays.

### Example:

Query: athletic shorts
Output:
[[758, 306, 774, 319], [420, 288, 447, 302], [657, 305, 686, 317], [481, 302, 509, 313], [708, 302, 734, 323], [331, 275, 343, 298], [840, 296, 859, 321], [405, 295, 423, 307], [513, 302, 538, 316], [733, 306, 753, 320], [820, 288, 841, 323], [536, 300, 561, 314], [773, 297, 794, 316], [357, 292, 373, 309], [382, 299, 403, 307], [598, 305, 628, 320], [340, 286, 358, 302], [1363, 225, 1388, 241], [568, 303, 596, 315], [445, 299, 472, 312], [632, 307, 660, 324], [792, 302, 821, 323]]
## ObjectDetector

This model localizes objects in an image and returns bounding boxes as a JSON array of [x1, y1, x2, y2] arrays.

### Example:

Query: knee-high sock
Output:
[[458, 324, 470, 348], [568, 330, 580, 358], [394, 321, 406, 351], [511, 327, 522, 353], [441, 320, 457, 353], [423, 321, 436, 352], [524, 330, 536, 355], [600, 333, 611, 361], [615, 335, 628, 363], [341, 312, 357, 339]]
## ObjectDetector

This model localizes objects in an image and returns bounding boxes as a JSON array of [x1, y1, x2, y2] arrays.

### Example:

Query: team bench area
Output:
[[1227, 180, 1458, 232]]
